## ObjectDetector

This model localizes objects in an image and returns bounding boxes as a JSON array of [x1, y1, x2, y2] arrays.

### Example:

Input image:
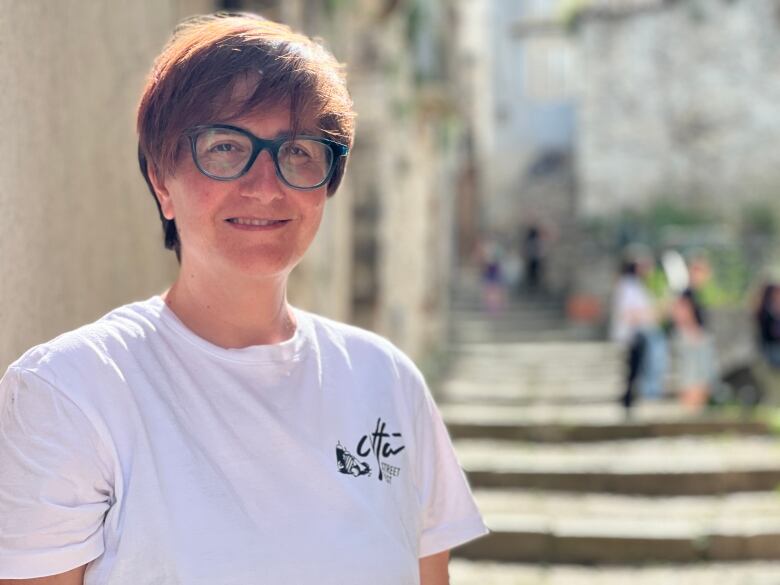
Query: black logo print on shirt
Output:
[[336, 418, 405, 484], [336, 441, 372, 477]]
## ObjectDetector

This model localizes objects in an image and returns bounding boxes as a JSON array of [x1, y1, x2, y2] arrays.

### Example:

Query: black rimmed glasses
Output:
[[184, 124, 349, 190]]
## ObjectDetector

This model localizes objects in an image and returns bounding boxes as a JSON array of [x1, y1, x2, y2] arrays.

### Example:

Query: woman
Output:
[[757, 283, 780, 367], [0, 13, 487, 585], [670, 290, 716, 410], [610, 256, 667, 411]]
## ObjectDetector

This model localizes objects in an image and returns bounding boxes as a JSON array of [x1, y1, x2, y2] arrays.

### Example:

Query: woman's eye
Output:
[[289, 146, 310, 157], [283, 142, 315, 158], [210, 142, 239, 153]]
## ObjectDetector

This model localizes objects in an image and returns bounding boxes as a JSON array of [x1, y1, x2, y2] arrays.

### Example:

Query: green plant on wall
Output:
[[698, 249, 751, 307], [613, 198, 768, 307], [612, 198, 717, 251], [742, 202, 778, 238], [646, 199, 716, 229]]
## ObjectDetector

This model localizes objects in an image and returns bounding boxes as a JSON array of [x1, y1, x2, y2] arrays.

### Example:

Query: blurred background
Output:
[[3, 0, 780, 582]]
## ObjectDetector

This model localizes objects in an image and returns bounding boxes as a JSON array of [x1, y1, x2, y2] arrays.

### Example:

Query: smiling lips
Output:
[[226, 217, 290, 229]]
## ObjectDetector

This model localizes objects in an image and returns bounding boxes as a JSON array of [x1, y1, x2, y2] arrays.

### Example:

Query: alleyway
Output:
[[440, 274, 780, 584]]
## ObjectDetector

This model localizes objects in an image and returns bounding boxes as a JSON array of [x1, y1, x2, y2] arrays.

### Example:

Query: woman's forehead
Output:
[[213, 74, 319, 133], [221, 108, 320, 139], [227, 71, 263, 105]]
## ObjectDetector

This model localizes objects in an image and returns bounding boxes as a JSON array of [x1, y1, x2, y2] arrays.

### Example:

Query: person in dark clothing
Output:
[[681, 287, 706, 329], [523, 226, 544, 293], [757, 283, 780, 367], [623, 328, 647, 411], [683, 254, 711, 329]]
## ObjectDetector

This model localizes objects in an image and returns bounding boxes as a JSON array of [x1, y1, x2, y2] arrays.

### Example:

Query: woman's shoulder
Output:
[[8, 296, 163, 383], [298, 309, 424, 382]]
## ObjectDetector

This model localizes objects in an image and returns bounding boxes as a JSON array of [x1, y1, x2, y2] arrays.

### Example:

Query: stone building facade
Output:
[[574, 0, 780, 217], [448, 0, 582, 295]]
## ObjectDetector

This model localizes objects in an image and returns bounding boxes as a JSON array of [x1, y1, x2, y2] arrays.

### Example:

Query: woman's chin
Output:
[[220, 251, 300, 282]]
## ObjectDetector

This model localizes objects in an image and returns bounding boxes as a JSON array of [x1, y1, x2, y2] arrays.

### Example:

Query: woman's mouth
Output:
[[225, 217, 291, 229]]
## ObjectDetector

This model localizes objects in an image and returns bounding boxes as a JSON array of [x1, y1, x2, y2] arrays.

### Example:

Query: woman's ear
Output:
[[147, 164, 175, 220]]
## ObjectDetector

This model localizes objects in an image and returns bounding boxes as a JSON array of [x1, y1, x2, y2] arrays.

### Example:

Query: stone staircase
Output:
[[440, 291, 780, 584]]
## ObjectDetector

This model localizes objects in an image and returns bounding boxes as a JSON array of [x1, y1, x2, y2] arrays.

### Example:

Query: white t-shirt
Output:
[[0, 296, 487, 584], [609, 275, 655, 344]]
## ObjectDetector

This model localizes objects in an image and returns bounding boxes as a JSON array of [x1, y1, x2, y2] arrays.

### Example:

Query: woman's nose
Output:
[[239, 150, 284, 200]]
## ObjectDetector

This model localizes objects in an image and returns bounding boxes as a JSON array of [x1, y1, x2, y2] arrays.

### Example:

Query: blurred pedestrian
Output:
[[671, 290, 717, 410], [481, 239, 506, 314], [522, 225, 545, 295], [756, 283, 780, 367], [752, 282, 780, 405], [610, 254, 667, 412], [684, 253, 712, 327], [502, 248, 523, 298]]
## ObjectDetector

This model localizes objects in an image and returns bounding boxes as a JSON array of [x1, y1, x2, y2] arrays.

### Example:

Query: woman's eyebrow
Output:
[[271, 128, 320, 138], [224, 128, 320, 140]]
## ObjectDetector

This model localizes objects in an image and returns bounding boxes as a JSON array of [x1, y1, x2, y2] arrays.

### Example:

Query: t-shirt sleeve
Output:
[[407, 368, 488, 558], [0, 366, 114, 578]]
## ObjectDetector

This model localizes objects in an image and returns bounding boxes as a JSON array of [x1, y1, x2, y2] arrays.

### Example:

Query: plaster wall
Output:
[[0, 0, 213, 371]]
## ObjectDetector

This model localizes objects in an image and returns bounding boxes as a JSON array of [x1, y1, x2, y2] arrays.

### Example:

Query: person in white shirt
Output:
[[610, 256, 666, 411], [0, 13, 487, 585]]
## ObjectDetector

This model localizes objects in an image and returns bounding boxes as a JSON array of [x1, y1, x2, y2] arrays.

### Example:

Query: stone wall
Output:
[[0, 0, 212, 370], [345, 0, 458, 359], [575, 0, 780, 217]]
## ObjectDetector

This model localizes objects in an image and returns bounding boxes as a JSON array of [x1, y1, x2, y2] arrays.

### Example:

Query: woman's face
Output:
[[152, 105, 328, 282], [672, 296, 696, 327]]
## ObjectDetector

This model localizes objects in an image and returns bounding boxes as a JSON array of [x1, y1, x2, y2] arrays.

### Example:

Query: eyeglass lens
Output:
[[194, 128, 335, 187]]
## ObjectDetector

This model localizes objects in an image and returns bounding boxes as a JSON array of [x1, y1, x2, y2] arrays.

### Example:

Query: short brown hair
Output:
[[137, 12, 355, 259]]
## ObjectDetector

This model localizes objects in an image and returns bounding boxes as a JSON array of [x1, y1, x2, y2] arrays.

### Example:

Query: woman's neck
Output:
[[161, 264, 297, 349]]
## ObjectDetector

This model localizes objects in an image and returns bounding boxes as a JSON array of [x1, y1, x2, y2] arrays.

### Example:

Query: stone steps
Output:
[[447, 301, 595, 343], [440, 379, 623, 405], [448, 358, 623, 379], [450, 341, 621, 363], [455, 436, 780, 495], [442, 373, 622, 389], [449, 560, 780, 584], [447, 417, 769, 442], [449, 317, 569, 330], [441, 402, 760, 424], [451, 327, 598, 344], [454, 490, 780, 563], [441, 403, 771, 442], [451, 311, 566, 324], [449, 302, 565, 315], [439, 340, 628, 403], [444, 279, 780, 570]]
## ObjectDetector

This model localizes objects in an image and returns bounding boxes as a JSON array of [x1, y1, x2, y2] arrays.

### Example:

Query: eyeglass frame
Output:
[[183, 123, 350, 190]]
